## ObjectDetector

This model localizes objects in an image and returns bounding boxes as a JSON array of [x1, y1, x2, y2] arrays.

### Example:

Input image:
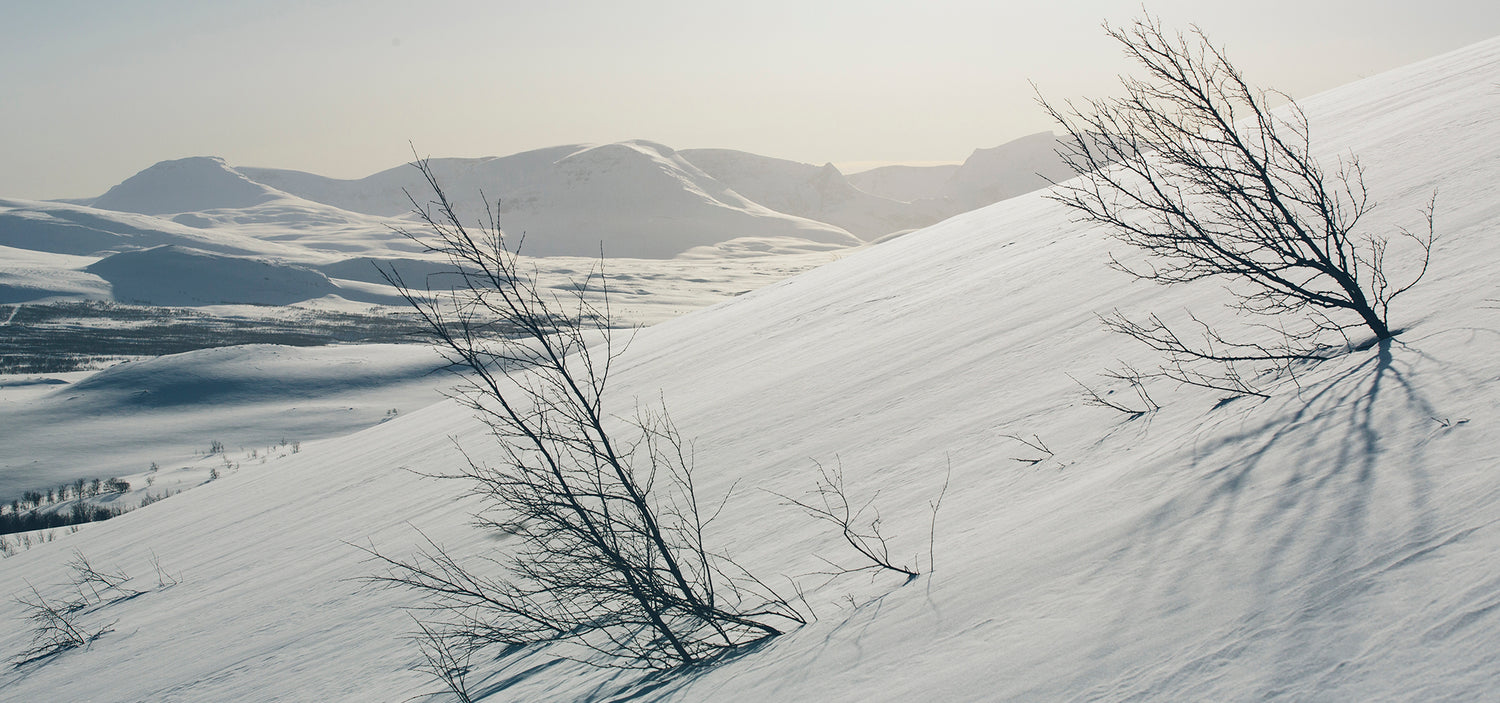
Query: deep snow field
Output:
[[2, 35, 1499, 702]]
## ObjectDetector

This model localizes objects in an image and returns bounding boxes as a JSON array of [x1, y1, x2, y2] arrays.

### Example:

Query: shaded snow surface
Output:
[[0, 344, 447, 498], [85, 245, 339, 306], [3, 37, 1500, 702]]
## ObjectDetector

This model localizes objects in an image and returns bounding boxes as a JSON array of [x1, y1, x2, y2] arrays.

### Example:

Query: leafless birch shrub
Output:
[[67, 551, 142, 603], [1002, 434, 1057, 465], [363, 157, 804, 672], [773, 458, 951, 583], [12, 584, 115, 665], [1041, 15, 1436, 397], [772, 460, 921, 582], [411, 617, 476, 703]]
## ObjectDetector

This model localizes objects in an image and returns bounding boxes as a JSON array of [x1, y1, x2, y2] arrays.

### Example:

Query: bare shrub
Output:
[[1041, 15, 1436, 396], [67, 551, 142, 603], [363, 156, 804, 671], [773, 457, 951, 581], [149, 550, 181, 588], [13, 584, 114, 665], [410, 617, 476, 703], [772, 460, 921, 581], [1002, 434, 1056, 466]]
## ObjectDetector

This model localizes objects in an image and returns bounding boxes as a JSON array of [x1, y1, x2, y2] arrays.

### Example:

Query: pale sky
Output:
[[5, 0, 1499, 200]]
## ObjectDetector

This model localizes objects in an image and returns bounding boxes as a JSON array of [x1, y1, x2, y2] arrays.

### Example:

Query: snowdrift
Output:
[[2, 36, 1499, 703]]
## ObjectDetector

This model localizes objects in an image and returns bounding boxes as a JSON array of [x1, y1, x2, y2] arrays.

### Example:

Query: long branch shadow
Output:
[[1077, 338, 1472, 695], [457, 625, 788, 702]]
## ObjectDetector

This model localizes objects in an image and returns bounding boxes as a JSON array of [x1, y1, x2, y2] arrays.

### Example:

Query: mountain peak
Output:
[[91, 156, 287, 215]]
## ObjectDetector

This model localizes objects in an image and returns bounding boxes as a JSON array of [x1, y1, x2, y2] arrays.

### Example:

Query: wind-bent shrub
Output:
[[1041, 15, 1436, 395], [364, 156, 804, 671]]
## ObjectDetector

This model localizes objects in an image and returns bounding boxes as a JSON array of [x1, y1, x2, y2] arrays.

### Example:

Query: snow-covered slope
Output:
[[2, 36, 1499, 703], [0, 197, 292, 258], [0, 245, 110, 303], [679, 149, 944, 240], [239, 146, 578, 218], [244, 141, 862, 258]]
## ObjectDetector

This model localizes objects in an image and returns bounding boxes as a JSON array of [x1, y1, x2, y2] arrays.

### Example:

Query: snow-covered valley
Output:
[[0, 131, 1069, 511]]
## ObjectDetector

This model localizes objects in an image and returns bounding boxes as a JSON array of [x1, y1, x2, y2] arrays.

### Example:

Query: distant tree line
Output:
[[0, 503, 126, 536], [2, 477, 135, 536]]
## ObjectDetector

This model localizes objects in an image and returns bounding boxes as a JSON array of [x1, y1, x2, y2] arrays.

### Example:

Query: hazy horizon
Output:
[[6, 0, 1500, 200]]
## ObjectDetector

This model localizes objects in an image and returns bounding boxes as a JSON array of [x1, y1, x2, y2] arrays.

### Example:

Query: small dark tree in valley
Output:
[[1041, 16, 1436, 394]]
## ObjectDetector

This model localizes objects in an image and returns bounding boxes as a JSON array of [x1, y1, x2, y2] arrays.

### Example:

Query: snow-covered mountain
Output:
[[1, 135, 1072, 282], [845, 161, 960, 203], [844, 132, 1078, 213], [940, 131, 1078, 209], [242, 136, 1074, 253], [242, 140, 862, 258], [678, 148, 945, 239], [89, 157, 287, 216], [2, 33, 1496, 703]]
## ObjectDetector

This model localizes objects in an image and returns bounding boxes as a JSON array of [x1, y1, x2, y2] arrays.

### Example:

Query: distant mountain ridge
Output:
[[233, 134, 1075, 249], [0, 135, 1076, 305], [57, 135, 1073, 259], [244, 140, 862, 258]]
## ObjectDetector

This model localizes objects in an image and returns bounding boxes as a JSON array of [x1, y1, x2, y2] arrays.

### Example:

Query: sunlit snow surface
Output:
[[2, 37, 1499, 702]]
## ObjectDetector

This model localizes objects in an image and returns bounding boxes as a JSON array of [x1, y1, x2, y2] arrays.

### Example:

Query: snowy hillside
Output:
[[0, 196, 296, 258], [2, 35, 1498, 703]]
